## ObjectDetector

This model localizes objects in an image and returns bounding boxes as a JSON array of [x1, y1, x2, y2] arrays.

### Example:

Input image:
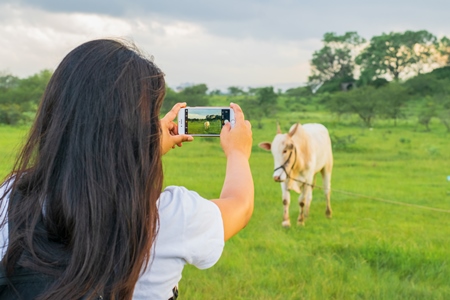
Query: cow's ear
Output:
[[288, 123, 299, 137], [258, 142, 271, 151]]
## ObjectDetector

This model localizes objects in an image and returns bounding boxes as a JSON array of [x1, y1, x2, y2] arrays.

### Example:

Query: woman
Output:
[[0, 39, 253, 299]]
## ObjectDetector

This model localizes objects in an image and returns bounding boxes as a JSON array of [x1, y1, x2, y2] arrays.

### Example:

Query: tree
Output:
[[327, 86, 379, 127], [329, 83, 409, 127], [181, 84, 208, 96], [404, 73, 444, 97], [240, 86, 278, 129], [0, 73, 20, 91], [429, 65, 450, 80], [178, 84, 209, 106], [18, 69, 52, 106], [356, 30, 437, 81], [436, 36, 450, 66], [161, 87, 180, 114], [417, 97, 437, 131], [209, 89, 222, 96], [181, 84, 209, 106], [227, 86, 245, 96], [284, 86, 312, 111], [435, 93, 450, 132], [308, 32, 365, 89], [375, 83, 408, 125], [247, 87, 260, 96], [0, 70, 52, 125], [323, 91, 348, 119], [407, 30, 439, 75], [403, 66, 450, 98], [240, 98, 264, 129], [285, 86, 312, 99], [256, 86, 278, 118], [161, 84, 209, 114], [431, 82, 450, 132], [367, 77, 389, 89]]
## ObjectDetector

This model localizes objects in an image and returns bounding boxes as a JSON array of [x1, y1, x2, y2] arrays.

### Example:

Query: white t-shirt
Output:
[[0, 183, 225, 300]]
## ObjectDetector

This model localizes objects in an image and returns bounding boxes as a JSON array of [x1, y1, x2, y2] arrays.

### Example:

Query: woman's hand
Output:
[[160, 102, 193, 155], [220, 103, 252, 160]]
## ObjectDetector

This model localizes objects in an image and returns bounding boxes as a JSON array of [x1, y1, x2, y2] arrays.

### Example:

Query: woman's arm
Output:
[[212, 103, 254, 241]]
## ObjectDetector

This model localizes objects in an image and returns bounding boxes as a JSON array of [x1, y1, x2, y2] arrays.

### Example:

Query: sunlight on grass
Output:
[[1, 112, 449, 299]]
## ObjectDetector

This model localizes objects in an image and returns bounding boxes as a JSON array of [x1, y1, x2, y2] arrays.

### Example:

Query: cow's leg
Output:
[[321, 169, 332, 218], [281, 182, 291, 227], [297, 185, 306, 225], [303, 184, 313, 218]]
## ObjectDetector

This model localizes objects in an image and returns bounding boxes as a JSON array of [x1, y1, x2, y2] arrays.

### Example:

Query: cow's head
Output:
[[259, 123, 299, 182]]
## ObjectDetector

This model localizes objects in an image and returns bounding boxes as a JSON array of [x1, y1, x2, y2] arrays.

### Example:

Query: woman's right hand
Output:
[[220, 103, 252, 160]]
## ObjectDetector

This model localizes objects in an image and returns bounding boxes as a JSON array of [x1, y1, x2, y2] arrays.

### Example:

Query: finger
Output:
[[172, 134, 193, 145], [169, 121, 179, 135], [230, 102, 245, 123], [245, 120, 252, 129], [162, 102, 187, 122]]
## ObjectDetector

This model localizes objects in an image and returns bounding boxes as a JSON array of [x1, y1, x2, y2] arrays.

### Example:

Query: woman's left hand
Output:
[[160, 102, 194, 155]]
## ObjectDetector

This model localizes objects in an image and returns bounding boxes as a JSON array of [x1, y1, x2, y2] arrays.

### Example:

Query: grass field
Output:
[[0, 126, 28, 177], [1, 109, 450, 299]]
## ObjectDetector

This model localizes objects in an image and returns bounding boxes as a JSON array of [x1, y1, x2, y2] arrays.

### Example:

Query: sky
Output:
[[1, 0, 449, 92], [187, 108, 222, 120]]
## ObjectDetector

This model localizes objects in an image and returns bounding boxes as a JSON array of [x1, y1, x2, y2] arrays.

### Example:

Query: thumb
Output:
[[221, 120, 231, 135]]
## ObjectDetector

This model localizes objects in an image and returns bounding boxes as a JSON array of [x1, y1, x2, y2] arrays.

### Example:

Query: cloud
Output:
[[0, 4, 135, 75], [9, 0, 450, 41], [0, 3, 317, 90], [1, 0, 450, 90]]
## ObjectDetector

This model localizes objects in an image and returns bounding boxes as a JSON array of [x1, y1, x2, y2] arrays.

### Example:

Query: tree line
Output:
[[0, 70, 52, 125], [308, 30, 449, 89], [305, 30, 449, 130], [1, 29, 449, 131]]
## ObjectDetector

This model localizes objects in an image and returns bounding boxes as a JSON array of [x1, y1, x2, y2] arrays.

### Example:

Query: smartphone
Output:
[[178, 106, 235, 136]]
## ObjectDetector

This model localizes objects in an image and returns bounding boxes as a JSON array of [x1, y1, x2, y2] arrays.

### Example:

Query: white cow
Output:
[[204, 121, 210, 130], [259, 123, 333, 227]]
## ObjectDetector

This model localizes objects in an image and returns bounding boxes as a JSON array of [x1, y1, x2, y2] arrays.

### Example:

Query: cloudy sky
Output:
[[1, 0, 449, 91]]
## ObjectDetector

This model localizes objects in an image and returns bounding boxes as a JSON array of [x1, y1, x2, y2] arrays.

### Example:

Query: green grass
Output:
[[0, 126, 28, 179], [164, 113, 450, 299], [1, 111, 450, 299]]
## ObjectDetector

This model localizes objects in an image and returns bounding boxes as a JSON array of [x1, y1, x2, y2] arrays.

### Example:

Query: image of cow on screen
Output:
[[186, 109, 223, 135]]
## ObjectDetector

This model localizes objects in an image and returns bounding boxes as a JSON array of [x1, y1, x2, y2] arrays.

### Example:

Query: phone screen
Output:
[[184, 108, 230, 135]]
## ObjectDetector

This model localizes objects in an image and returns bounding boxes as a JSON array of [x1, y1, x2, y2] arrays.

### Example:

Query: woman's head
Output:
[[3, 39, 165, 299], [38, 38, 165, 165]]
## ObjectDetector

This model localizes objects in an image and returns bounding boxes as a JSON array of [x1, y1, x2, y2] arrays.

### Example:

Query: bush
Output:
[[330, 132, 358, 152]]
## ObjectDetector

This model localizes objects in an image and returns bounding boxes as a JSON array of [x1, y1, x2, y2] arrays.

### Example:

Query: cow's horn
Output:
[[276, 121, 281, 134], [288, 123, 299, 137]]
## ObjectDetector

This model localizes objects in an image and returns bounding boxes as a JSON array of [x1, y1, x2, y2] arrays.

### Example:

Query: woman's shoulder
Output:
[[159, 186, 205, 209], [158, 185, 218, 216], [160, 185, 199, 199], [0, 177, 15, 211], [0, 177, 15, 194]]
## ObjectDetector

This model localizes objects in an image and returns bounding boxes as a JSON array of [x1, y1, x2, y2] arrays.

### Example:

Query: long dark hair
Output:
[[0, 39, 165, 299]]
